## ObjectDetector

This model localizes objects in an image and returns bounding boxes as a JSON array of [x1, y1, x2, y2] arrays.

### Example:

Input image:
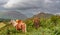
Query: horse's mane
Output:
[[10, 20, 18, 27]]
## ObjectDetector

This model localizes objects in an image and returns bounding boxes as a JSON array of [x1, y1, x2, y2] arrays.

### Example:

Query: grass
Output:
[[0, 22, 6, 28], [0, 24, 59, 35], [0, 16, 60, 35]]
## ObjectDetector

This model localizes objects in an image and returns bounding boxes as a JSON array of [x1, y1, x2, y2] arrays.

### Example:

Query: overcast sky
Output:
[[0, 0, 60, 17]]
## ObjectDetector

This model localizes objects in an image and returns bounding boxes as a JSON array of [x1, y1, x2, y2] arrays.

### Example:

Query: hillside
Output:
[[0, 16, 60, 35], [33, 12, 54, 18], [0, 11, 27, 20], [0, 12, 60, 35]]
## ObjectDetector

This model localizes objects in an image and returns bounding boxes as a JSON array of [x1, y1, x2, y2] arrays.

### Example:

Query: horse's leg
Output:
[[22, 24, 27, 33], [15, 25, 20, 30], [24, 24, 27, 32], [15, 25, 18, 30]]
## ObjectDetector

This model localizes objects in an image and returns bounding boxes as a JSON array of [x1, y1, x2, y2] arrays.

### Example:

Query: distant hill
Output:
[[0, 11, 27, 20], [33, 12, 54, 18]]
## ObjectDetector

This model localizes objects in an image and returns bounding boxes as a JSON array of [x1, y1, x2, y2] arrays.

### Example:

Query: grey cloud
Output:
[[3, 0, 44, 9], [0, 0, 8, 6], [0, 0, 60, 17]]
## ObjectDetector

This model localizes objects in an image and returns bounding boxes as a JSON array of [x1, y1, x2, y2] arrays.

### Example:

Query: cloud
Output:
[[0, 0, 8, 6], [0, 0, 60, 17], [3, 0, 43, 9], [3, 0, 60, 11], [45, 0, 53, 3]]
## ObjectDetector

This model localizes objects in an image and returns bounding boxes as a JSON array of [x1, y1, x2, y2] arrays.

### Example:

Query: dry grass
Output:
[[0, 22, 6, 28]]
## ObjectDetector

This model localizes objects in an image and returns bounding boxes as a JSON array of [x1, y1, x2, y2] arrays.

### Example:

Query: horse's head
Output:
[[9, 20, 14, 24], [9, 20, 18, 27]]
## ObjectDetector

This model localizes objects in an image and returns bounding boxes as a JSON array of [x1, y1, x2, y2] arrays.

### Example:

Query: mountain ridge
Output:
[[0, 11, 27, 20], [33, 12, 54, 18]]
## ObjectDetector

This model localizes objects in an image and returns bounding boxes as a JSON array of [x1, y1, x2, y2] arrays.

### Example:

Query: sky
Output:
[[0, 0, 60, 17]]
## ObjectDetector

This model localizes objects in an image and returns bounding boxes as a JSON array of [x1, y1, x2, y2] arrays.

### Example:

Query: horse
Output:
[[33, 17, 40, 29], [10, 20, 27, 33]]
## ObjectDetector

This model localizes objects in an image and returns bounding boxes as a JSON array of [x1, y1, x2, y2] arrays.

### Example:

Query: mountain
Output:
[[24, 13, 33, 18], [0, 11, 27, 20], [33, 12, 54, 18]]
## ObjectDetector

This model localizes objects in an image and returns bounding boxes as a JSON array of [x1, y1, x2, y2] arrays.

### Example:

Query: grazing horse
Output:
[[33, 17, 40, 29], [10, 20, 27, 33]]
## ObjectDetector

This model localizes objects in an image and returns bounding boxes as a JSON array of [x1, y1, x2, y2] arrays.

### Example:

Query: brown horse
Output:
[[33, 17, 40, 29], [10, 20, 27, 33]]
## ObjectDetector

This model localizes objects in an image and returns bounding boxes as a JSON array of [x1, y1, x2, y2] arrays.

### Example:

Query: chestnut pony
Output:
[[33, 17, 40, 29], [10, 20, 27, 33]]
